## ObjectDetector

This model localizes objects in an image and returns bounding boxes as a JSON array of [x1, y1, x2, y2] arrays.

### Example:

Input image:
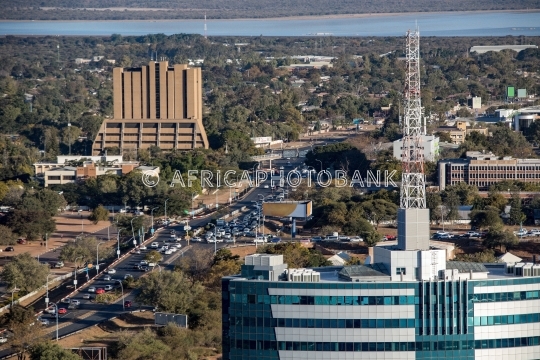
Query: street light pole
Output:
[[151, 207, 159, 232], [74, 256, 83, 291], [51, 303, 59, 341], [209, 223, 216, 254], [96, 241, 104, 275], [164, 198, 170, 223], [117, 228, 125, 259], [215, 189, 219, 210], [10, 287, 19, 308], [118, 281, 125, 312], [46, 274, 53, 308], [131, 217, 136, 245], [191, 193, 197, 220]]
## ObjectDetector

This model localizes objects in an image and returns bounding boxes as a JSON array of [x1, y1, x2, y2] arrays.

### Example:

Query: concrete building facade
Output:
[[393, 135, 439, 162], [438, 151, 540, 190], [92, 61, 208, 155]]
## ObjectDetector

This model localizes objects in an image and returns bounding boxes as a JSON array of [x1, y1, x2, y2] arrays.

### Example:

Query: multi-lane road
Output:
[[0, 145, 316, 358]]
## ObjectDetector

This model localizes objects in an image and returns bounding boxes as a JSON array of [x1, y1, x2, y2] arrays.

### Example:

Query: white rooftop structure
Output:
[[470, 45, 538, 54]]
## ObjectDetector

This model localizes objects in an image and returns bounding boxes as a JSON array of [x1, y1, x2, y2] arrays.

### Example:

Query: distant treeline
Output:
[[3, 0, 539, 20]]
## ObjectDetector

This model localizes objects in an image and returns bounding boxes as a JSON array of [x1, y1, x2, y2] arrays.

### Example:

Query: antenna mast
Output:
[[204, 13, 207, 39], [400, 27, 426, 209]]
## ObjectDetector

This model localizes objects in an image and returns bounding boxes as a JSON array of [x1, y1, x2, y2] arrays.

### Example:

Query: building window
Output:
[[396, 268, 406, 275]]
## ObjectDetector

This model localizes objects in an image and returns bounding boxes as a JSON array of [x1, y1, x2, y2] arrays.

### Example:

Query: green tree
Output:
[[29, 342, 82, 360], [469, 207, 502, 230], [59, 236, 113, 264], [363, 230, 382, 247], [145, 250, 163, 264], [137, 271, 204, 314], [0, 252, 49, 293], [115, 328, 170, 360], [88, 205, 109, 224], [7, 306, 47, 360], [483, 227, 518, 252], [257, 242, 331, 268], [360, 199, 398, 229], [508, 193, 526, 226], [0, 225, 18, 245]]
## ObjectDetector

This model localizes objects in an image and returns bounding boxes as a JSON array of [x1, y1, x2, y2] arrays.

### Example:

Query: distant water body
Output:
[[1, 11, 539, 37]]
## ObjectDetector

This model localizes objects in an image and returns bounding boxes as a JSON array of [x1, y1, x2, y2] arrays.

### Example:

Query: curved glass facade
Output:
[[222, 276, 540, 360]]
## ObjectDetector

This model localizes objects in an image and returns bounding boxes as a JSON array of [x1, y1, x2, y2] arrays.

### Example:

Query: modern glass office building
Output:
[[222, 254, 540, 360]]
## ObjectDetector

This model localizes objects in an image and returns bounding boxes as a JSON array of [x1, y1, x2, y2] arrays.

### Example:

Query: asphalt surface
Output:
[[0, 145, 315, 358]]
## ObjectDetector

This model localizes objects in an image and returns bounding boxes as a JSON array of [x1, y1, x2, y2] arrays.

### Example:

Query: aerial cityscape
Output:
[[0, 1, 539, 360]]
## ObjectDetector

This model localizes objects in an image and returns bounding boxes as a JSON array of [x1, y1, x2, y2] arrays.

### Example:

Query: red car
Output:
[[124, 300, 132, 308], [58, 308, 67, 314], [96, 288, 105, 294]]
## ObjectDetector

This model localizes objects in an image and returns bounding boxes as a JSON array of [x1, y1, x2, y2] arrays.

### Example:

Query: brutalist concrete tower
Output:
[[397, 28, 430, 251]]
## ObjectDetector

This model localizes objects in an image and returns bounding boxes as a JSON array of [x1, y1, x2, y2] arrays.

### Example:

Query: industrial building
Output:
[[438, 151, 540, 191], [92, 61, 208, 155], [221, 29, 540, 360]]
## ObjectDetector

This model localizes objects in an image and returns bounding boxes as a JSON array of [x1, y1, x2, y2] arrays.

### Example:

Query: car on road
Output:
[[466, 231, 481, 237], [140, 266, 149, 272], [148, 262, 156, 267], [103, 285, 113, 291], [124, 300, 132, 308], [528, 229, 540, 236], [103, 275, 111, 281], [170, 233, 176, 238], [0, 337, 7, 343], [124, 274, 133, 280], [38, 317, 50, 326], [253, 237, 267, 243], [263, 185, 269, 189], [61, 298, 70, 304], [150, 242, 159, 248], [107, 269, 116, 274], [83, 294, 92, 300], [311, 236, 323, 242], [338, 236, 350, 241], [4, 247, 14, 252], [171, 244, 181, 249], [58, 308, 67, 315], [96, 288, 105, 294], [71, 299, 80, 306], [165, 249, 173, 255], [191, 237, 202, 242], [349, 236, 364, 242], [45, 307, 56, 314], [279, 166, 284, 170], [140, 245, 147, 250], [88, 287, 96, 293], [514, 229, 528, 237], [140, 260, 148, 266]]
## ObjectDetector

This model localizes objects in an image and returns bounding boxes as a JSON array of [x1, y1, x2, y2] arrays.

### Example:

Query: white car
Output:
[[169, 247, 178, 252], [165, 249, 173, 255], [45, 307, 56, 314], [124, 274, 133, 280], [253, 237, 267, 243], [515, 229, 528, 236], [150, 242, 159, 248], [224, 233, 232, 239], [104, 285, 114, 291], [172, 244, 182, 249], [192, 237, 202, 242], [140, 245, 147, 250], [349, 236, 364, 242], [71, 300, 80, 306], [107, 269, 116, 274], [263, 185, 269, 189], [170, 234, 176, 238], [140, 260, 148, 266], [88, 287, 96, 293]]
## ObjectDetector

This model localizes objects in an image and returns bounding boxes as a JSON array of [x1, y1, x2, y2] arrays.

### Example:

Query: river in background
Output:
[[0, 11, 539, 36]]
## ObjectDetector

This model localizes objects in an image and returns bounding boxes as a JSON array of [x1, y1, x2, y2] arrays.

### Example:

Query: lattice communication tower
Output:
[[400, 28, 426, 209]]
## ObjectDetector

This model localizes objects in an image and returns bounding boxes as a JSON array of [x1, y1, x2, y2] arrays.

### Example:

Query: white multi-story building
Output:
[[393, 134, 439, 162]]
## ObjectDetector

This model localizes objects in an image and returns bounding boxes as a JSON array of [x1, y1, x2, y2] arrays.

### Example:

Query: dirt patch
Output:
[[228, 246, 258, 259], [57, 325, 113, 348], [115, 311, 155, 326]]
